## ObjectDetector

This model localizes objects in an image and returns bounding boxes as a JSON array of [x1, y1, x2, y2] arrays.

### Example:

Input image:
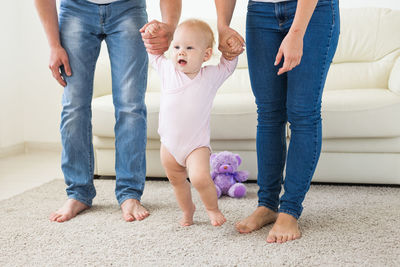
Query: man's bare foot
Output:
[[121, 199, 150, 222], [206, 208, 226, 226], [180, 203, 196, 226], [235, 206, 277, 233], [267, 213, 301, 243], [49, 199, 89, 223]]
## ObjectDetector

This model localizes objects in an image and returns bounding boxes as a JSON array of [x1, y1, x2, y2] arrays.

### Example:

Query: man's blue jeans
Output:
[[59, 0, 148, 206], [246, 0, 340, 219]]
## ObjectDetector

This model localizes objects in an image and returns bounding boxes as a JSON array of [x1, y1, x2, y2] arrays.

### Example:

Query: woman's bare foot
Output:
[[267, 212, 301, 243], [206, 208, 226, 226], [235, 206, 277, 233], [121, 199, 150, 222], [180, 203, 196, 226], [49, 199, 89, 223]]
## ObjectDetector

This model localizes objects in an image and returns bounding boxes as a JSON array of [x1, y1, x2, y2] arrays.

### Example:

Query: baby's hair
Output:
[[179, 19, 215, 49]]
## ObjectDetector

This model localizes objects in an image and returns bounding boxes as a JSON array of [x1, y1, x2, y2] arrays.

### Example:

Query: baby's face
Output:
[[171, 25, 212, 76]]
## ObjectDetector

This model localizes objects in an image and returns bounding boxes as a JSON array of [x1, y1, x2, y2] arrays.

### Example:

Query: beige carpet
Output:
[[0, 179, 399, 266]]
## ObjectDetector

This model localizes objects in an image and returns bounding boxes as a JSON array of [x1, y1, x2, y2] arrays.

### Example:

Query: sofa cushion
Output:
[[321, 88, 400, 138], [389, 57, 400, 95], [93, 88, 400, 140], [324, 52, 399, 92], [333, 8, 400, 63], [91, 92, 160, 139], [92, 92, 258, 140]]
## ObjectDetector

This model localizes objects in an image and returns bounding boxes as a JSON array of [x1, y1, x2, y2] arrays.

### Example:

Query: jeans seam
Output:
[[87, 57, 97, 188], [307, 3, 336, 182]]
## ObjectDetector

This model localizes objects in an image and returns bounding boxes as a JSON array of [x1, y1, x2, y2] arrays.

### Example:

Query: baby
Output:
[[146, 19, 241, 226]]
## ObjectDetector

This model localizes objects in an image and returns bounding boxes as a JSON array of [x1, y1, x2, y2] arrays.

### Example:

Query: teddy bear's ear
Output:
[[210, 153, 217, 163], [235, 154, 242, 165]]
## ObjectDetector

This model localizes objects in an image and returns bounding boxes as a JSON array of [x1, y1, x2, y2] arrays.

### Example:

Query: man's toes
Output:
[[134, 211, 148, 221], [56, 214, 69, 223], [49, 212, 58, 221], [136, 214, 145, 221], [276, 235, 283, 243], [141, 210, 150, 218], [123, 213, 135, 222], [281, 235, 288, 243]]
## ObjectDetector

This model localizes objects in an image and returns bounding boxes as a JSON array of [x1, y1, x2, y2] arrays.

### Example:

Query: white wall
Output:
[[21, 1, 63, 144], [1, 0, 399, 150], [0, 2, 24, 148]]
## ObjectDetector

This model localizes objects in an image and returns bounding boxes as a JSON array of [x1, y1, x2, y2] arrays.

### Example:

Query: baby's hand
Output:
[[145, 22, 161, 36], [224, 36, 245, 60]]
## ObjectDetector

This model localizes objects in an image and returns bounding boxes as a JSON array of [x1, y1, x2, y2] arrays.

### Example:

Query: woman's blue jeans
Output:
[[246, 0, 340, 219], [59, 0, 148, 206]]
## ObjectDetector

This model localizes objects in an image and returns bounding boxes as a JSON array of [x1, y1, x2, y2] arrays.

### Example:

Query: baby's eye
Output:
[[174, 46, 179, 50], [187, 46, 193, 50]]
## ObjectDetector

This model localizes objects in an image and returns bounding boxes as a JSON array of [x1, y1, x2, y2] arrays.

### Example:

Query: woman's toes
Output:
[[267, 233, 276, 243]]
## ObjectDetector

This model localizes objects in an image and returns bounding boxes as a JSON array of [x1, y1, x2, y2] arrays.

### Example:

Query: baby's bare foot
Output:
[[206, 208, 226, 226], [180, 203, 196, 227], [267, 213, 301, 243], [235, 206, 277, 234], [49, 199, 89, 223], [121, 199, 150, 222]]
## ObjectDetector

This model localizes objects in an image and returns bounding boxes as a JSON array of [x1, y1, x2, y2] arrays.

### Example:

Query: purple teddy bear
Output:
[[210, 151, 249, 198]]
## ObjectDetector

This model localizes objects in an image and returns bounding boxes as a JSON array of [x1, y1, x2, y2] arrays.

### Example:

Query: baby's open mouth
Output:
[[178, 59, 187, 66]]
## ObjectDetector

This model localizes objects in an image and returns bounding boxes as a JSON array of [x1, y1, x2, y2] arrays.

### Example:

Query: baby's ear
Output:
[[203, 47, 213, 62]]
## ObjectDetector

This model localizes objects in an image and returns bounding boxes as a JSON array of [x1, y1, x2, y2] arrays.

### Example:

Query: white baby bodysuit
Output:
[[149, 54, 238, 167]]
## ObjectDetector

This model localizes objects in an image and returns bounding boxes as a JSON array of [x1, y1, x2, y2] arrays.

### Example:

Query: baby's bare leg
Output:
[[186, 147, 226, 226], [160, 145, 195, 226]]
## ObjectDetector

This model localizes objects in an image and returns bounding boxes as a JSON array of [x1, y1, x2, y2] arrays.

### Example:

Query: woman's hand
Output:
[[218, 25, 245, 60], [275, 31, 304, 75]]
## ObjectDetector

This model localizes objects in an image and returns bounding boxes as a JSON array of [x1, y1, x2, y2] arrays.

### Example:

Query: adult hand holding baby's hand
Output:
[[140, 20, 175, 55], [144, 22, 160, 36], [218, 25, 245, 60]]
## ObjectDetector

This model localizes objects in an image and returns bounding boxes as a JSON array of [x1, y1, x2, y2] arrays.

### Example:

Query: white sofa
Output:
[[91, 8, 400, 184]]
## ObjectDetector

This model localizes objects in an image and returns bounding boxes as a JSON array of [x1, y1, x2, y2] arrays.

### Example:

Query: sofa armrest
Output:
[[389, 56, 400, 95]]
